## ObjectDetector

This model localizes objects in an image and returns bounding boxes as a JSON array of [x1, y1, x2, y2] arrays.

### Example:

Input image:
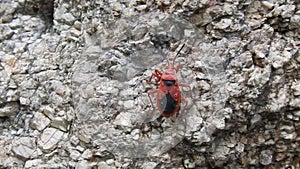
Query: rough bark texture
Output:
[[0, 0, 299, 168]]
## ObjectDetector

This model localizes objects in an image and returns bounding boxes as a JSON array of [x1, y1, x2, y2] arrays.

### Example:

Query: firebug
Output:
[[146, 44, 197, 118]]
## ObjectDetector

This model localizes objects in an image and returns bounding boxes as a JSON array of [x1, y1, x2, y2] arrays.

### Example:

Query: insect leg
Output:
[[147, 89, 159, 115], [181, 95, 188, 114], [146, 70, 162, 83], [175, 64, 181, 73], [153, 70, 163, 83], [179, 83, 198, 100]]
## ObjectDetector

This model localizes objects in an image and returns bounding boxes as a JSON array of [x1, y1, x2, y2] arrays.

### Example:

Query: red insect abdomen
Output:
[[156, 88, 181, 117]]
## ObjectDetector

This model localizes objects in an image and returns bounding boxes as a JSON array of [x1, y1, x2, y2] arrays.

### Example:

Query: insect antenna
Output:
[[172, 44, 185, 65]]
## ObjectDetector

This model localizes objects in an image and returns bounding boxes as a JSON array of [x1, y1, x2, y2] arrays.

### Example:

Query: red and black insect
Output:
[[146, 44, 197, 118]]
